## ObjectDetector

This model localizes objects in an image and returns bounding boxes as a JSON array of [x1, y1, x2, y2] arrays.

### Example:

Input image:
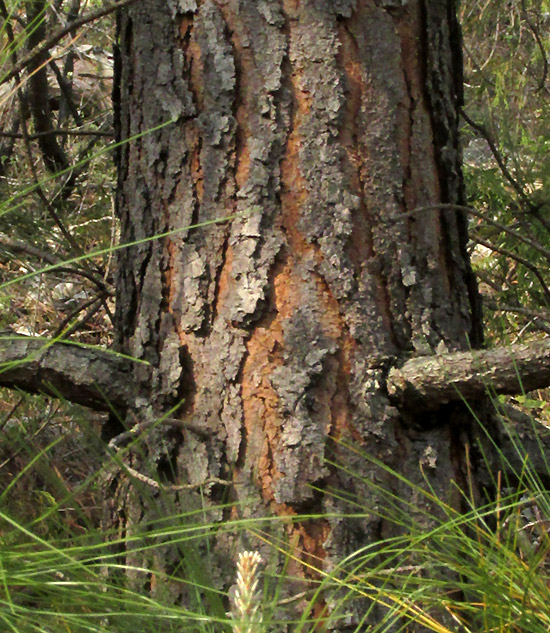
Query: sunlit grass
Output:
[[2, 376, 550, 633]]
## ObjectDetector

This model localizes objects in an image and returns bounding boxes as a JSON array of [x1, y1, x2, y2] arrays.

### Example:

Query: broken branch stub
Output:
[[0, 334, 138, 412], [386, 339, 550, 410]]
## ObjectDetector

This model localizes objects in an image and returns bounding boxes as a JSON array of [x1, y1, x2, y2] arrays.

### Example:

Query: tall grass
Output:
[[3, 398, 550, 632], [304, 404, 550, 633]]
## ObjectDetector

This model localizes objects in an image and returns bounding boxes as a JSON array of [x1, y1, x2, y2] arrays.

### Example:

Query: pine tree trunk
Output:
[[111, 0, 486, 627]]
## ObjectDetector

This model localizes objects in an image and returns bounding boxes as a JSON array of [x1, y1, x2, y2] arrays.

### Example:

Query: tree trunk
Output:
[[111, 0, 488, 627]]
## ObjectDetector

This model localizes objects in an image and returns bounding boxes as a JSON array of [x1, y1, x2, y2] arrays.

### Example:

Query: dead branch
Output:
[[0, 334, 138, 413], [387, 339, 550, 410], [2, 333, 549, 419]]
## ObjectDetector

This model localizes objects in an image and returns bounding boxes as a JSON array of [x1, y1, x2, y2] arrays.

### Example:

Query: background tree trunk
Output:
[[111, 0, 488, 625]]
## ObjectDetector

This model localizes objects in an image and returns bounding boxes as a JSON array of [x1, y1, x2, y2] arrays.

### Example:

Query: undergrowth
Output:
[[2, 396, 550, 632]]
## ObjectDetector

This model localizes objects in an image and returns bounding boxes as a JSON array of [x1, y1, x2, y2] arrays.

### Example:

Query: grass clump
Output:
[[2, 398, 550, 632]]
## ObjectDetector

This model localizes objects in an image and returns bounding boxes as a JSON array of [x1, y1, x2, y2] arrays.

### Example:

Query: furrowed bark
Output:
[[0, 335, 137, 412], [109, 0, 496, 628]]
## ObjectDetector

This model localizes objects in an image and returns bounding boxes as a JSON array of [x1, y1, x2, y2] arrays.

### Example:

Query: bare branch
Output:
[[387, 339, 550, 410], [0, 334, 139, 412], [3, 332, 550, 420], [484, 301, 550, 336], [460, 109, 532, 209], [0, 235, 112, 294], [399, 203, 550, 262], [471, 234, 550, 304], [51, 293, 106, 339], [0, 0, 140, 87]]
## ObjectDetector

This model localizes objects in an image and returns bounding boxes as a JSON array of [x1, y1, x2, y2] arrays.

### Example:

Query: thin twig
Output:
[[0, 129, 113, 138], [1, 0, 140, 86], [107, 416, 231, 491], [484, 300, 550, 325], [51, 292, 106, 339], [0, 235, 110, 288], [484, 300, 550, 335], [0, 396, 25, 434], [48, 56, 83, 127], [471, 235, 550, 305], [10, 21, 85, 264], [0, 235, 58, 265], [460, 109, 533, 210], [520, 0, 548, 92], [398, 203, 550, 262], [0, 402, 62, 472], [2, 1, 87, 268]]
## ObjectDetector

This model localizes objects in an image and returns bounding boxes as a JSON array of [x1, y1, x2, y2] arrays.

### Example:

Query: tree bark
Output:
[[0, 1, 544, 626], [109, 0, 490, 627]]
